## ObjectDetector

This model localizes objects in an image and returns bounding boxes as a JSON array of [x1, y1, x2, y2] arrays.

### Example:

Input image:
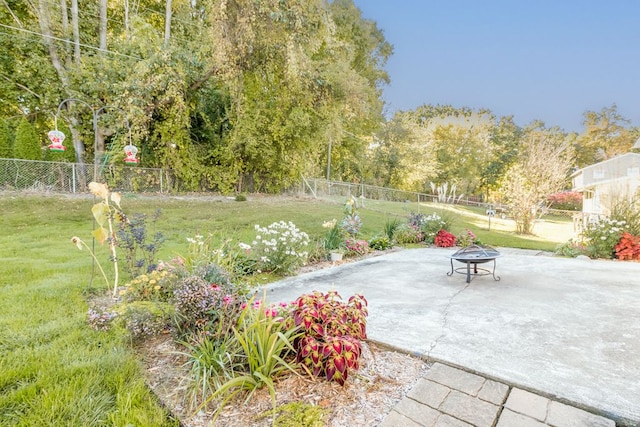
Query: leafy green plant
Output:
[[199, 298, 301, 422], [581, 217, 627, 259], [116, 209, 165, 279], [434, 229, 456, 247], [341, 196, 362, 237], [72, 182, 123, 297], [393, 223, 423, 244], [178, 332, 245, 410], [368, 235, 392, 250], [321, 219, 345, 252], [345, 238, 369, 256], [383, 218, 401, 242], [120, 269, 178, 302], [235, 193, 247, 202], [115, 301, 174, 339], [555, 239, 587, 258], [290, 291, 368, 386], [456, 229, 477, 247], [259, 401, 328, 427], [418, 212, 449, 244], [242, 221, 310, 273]]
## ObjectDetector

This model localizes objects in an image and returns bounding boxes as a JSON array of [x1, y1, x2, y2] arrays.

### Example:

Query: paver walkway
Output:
[[380, 363, 615, 427]]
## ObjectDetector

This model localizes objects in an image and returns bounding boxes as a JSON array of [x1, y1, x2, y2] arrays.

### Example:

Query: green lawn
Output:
[[0, 192, 574, 425]]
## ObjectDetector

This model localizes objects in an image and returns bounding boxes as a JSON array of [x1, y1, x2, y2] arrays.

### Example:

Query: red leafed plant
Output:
[[615, 232, 640, 261], [290, 291, 368, 386], [434, 229, 456, 247]]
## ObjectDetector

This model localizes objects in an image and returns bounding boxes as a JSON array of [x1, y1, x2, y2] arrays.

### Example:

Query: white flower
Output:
[[239, 242, 251, 250]]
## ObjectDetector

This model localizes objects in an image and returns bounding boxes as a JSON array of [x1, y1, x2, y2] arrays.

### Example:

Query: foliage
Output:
[[116, 210, 165, 279], [547, 191, 582, 211], [499, 128, 575, 234], [611, 197, 640, 236], [172, 275, 245, 335], [555, 239, 587, 258], [120, 269, 178, 303], [235, 194, 247, 202], [200, 299, 301, 421], [261, 401, 328, 427], [345, 238, 370, 256], [417, 212, 449, 244], [575, 104, 635, 166], [434, 230, 456, 248], [13, 117, 41, 161], [341, 196, 362, 237], [69, 183, 124, 297], [115, 301, 175, 340], [244, 221, 310, 274], [0, 117, 12, 158], [614, 232, 640, 261], [178, 332, 245, 410], [456, 229, 477, 247], [581, 217, 627, 259], [87, 306, 117, 331], [321, 219, 345, 252], [383, 218, 401, 242], [290, 291, 368, 386], [368, 235, 392, 251], [393, 223, 424, 244]]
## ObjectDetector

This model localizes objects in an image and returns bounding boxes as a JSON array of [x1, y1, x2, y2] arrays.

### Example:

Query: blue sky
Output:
[[352, 0, 640, 132]]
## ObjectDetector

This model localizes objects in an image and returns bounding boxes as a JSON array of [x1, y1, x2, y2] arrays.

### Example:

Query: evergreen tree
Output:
[[0, 118, 12, 158], [14, 117, 41, 160]]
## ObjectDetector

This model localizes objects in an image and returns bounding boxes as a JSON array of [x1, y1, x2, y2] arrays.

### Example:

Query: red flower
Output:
[[434, 229, 456, 247]]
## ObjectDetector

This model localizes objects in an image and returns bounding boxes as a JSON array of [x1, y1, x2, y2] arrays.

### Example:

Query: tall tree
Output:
[[0, 117, 12, 158], [499, 124, 574, 234], [575, 104, 635, 166]]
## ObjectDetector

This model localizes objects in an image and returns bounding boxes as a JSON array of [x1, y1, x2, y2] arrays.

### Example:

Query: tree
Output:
[[0, 117, 12, 158], [575, 104, 635, 167], [14, 117, 41, 160], [499, 126, 574, 234]]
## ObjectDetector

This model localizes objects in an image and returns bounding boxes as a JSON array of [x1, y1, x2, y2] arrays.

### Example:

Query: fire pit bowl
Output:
[[447, 244, 501, 283]]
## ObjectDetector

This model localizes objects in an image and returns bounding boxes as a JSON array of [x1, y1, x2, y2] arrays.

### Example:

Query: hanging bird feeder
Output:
[[47, 117, 66, 152], [124, 143, 138, 164]]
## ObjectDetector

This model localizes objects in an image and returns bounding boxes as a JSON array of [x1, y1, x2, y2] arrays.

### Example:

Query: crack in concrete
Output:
[[426, 281, 472, 359]]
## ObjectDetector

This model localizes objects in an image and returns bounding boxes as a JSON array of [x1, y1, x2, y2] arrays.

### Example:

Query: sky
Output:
[[352, 0, 640, 132]]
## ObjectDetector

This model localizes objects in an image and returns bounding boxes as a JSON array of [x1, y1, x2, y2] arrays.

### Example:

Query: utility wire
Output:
[[0, 23, 142, 60]]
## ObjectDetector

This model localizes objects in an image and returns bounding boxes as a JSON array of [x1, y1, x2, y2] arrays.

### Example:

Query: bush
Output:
[[120, 269, 178, 302], [290, 291, 367, 386], [456, 229, 477, 247], [13, 117, 40, 160], [582, 217, 627, 259], [394, 224, 423, 244], [418, 213, 449, 244], [383, 218, 401, 242], [434, 230, 456, 247], [116, 210, 165, 279], [547, 191, 582, 211], [115, 301, 174, 339], [555, 239, 587, 258], [244, 221, 310, 274], [615, 232, 640, 261], [235, 193, 247, 202], [368, 235, 392, 251], [345, 238, 369, 256]]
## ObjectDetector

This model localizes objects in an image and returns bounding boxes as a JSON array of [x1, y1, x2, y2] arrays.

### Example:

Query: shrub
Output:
[[341, 196, 362, 237], [434, 230, 456, 247], [612, 198, 640, 236], [120, 269, 178, 302], [290, 291, 368, 386], [87, 306, 117, 331], [0, 117, 12, 158], [581, 217, 627, 259], [116, 210, 165, 279], [345, 238, 369, 256], [383, 218, 401, 241], [200, 299, 301, 421], [418, 213, 449, 244], [244, 221, 310, 274], [394, 224, 423, 244], [615, 232, 640, 261], [547, 191, 582, 211], [555, 239, 587, 258], [456, 229, 477, 247], [368, 235, 392, 251], [321, 219, 345, 252], [13, 117, 40, 160], [115, 301, 174, 339], [235, 193, 247, 202]]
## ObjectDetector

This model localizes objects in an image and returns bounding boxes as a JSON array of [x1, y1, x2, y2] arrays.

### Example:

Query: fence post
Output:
[[160, 169, 163, 193], [72, 163, 76, 193]]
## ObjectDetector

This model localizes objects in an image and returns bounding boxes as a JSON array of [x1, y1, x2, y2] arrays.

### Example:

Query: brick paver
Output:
[[380, 362, 618, 427]]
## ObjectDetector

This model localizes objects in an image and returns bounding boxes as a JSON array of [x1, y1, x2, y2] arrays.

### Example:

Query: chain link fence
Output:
[[0, 158, 166, 193]]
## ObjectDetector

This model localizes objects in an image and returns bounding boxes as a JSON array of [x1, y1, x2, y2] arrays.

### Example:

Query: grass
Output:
[[0, 192, 575, 425]]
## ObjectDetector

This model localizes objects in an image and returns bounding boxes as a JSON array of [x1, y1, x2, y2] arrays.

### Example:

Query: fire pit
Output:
[[447, 244, 501, 283]]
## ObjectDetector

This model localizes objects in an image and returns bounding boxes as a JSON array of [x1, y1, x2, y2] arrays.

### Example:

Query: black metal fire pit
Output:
[[447, 245, 501, 283]]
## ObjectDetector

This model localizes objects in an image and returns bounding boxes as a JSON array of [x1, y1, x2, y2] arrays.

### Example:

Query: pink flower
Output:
[[252, 300, 262, 309], [223, 295, 234, 306], [211, 284, 220, 291], [265, 307, 278, 317]]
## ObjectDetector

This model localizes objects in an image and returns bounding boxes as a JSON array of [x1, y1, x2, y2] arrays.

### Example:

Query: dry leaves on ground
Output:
[[138, 336, 429, 427]]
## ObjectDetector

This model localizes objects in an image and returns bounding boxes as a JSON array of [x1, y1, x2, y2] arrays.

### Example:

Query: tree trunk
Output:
[[164, 0, 172, 46], [99, 0, 107, 51], [71, 0, 80, 63]]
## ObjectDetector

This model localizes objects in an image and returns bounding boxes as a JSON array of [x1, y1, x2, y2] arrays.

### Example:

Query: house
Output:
[[571, 152, 640, 224]]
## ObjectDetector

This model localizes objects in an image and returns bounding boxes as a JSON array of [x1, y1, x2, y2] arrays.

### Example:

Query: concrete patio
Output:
[[264, 247, 640, 426]]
